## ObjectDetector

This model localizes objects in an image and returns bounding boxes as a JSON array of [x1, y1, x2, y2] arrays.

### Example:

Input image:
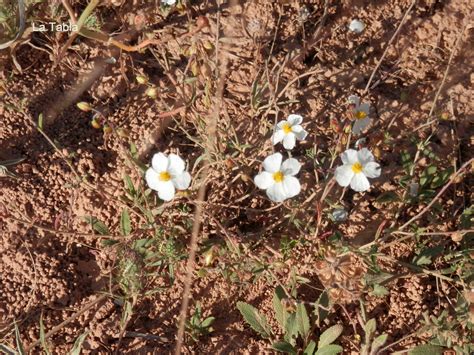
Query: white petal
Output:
[[335, 164, 354, 187], [271, 129, 285, 145], [263, 153, 282, 173], [151, 152, 168, 172], [359, 103, 370, 115], [145, 168, 160, 191], [350, 173, 370, 192], [295, 128, 308, 141], [157, 180, 176, 201], [287, 114, 303, 125], [172, 171, 191, 190], [167, 153, 185, 175], [281, 158, 301, 176], [363, 162, 381, 178], [283, 133, 296, 150], [291, 124, 304, 133], [357, 148, 374, 165], [352, 117, 370, 135], [277, 120, 289, 129], [349, 19, 365, 33], [282, 176, 301, 198], [348, 95, 360, 107], [340, 149, 359, 165], [267, 183, 287, 202], [254, 171, 274, 190]]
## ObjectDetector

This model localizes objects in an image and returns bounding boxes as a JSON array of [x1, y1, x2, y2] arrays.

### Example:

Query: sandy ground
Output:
[[1, 0, 473, 353]]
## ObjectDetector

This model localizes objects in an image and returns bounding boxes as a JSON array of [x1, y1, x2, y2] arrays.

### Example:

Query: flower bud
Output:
[[136, 75, 148, 84], [77, 102, 92, 112], [91, 118, 101, 129], [203, 40, 214, 51], [145, 86, 158, 99]]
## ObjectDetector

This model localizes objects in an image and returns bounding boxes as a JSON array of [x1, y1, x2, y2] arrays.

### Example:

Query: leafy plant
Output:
[[237, 287, 343, 354], [185, 302, 215, 342]]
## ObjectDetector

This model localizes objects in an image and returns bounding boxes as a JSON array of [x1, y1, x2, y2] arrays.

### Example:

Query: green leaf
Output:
[[296, 303, 310, 338], [83, 216, 109, 235], [413, 245, 444, 266], [236, 301, 272, 338], [314, 344, 343, 355], [39, 313, 51, 355], [123, 174, 135, 195], [376, 191, 400, 204], [273, 286, 289, 330], [372, 284, 389, 297], [120, 209, 131, 236], [38, 113, 44, 130], [272, 341, 297, 354], [68, 331, 89, 355], [372, 333, 388, 351], [318, 324, 343, 348], [201, 317, 215, 328], [304, 340, 316, 355], [314, 291, 330, 326], [14, 323, 25, 355], [364, 318, 376, 342], [284, 313, 298, 345], [408, 344, 444, 355]]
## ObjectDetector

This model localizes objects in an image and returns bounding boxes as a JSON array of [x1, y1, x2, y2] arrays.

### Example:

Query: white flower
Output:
[[145, 152, 191, 201], [348, 95, 371, 135], [349, 19, 365, 33], [272, 114, 308, 150], [254, 153, 301, 202], [161, 0, 176, 5], [334, 148, 381, 192]]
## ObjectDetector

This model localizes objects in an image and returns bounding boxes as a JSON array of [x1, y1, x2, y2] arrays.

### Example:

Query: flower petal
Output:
[[263, 153, 282, 173], [277, 120, 289, 129], [254, 171, 274, 190], [348, 95, 360, 107], [352, 117, 371, 135], [283, 133, 296, 150], [350, 173, 370, 192], [287, 114, 303, 125], [157, 180, 176, 201], [357, 148, 375, 165], [340, 149, 359, 165], [359, 103, 370, 115], [282, 176, 301, 198], [172, 171, 191, 190], [271, 129, 285, 145], [291, 125, 304, 133], [151, 152, 168, 172], [295, 128, 308, 141], [145, 168, 160, 191], [267, 182, 287, 202], [167, 153, 185, 175], [363, 162, 381, 178], [281, 158, 301, 176], [349, 19, 365, 33], [335, 164, 354, 187]]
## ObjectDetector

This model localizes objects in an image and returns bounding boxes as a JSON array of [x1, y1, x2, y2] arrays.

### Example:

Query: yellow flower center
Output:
[[351, 162, 363, 174], [282, 123, 292, 134], [273, 171, 284, 182], [355, 110, 367, 120], [159, 171, 171, 181]]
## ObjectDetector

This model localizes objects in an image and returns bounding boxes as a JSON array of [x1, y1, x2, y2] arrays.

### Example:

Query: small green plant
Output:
[[237, 287, 343, 354], [185, 302, 215, 342]]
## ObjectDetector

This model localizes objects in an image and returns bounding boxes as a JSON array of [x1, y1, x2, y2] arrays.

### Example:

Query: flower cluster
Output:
[[145, 105, 381, 203], [254, 112, 381, 202]]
